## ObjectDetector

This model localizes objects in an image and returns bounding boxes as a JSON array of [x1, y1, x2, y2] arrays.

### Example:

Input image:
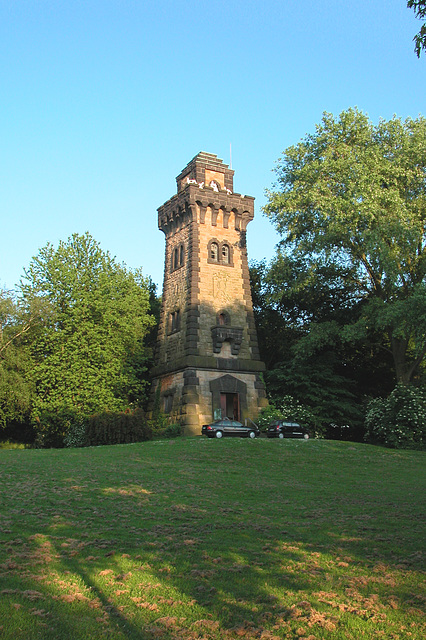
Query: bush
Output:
[[85, 408, 152, 447], [33, 409, 83, 448], [365, 385, 426, 449], [162, 423, 182, 439], [64, 420, 88, 448]]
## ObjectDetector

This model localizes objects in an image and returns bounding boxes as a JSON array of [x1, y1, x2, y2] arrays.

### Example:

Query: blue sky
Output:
[[1, 0, 425, 293]]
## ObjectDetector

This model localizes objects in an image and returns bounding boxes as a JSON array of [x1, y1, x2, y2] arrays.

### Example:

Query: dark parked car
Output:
[[202, 419, 260, 439], [267, 420, 310, 439]]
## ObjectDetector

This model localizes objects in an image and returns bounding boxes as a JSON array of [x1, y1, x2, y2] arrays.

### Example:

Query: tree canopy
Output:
[[407, 0, 426, 57], [0, 290, 34, 428], [19, 232, 155, 444], [263, 109, 426, 384]]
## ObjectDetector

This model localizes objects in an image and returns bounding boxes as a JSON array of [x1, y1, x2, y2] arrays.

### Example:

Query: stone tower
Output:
[[150, 152, 267, 435]]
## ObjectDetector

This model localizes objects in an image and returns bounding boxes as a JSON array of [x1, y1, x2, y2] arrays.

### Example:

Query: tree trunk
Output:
[[390, 335, 424, 384]]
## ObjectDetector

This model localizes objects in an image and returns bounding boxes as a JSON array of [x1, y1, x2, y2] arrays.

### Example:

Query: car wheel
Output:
[[248, 430, 256, 439], [304, 433, 309, 440], [278, 432, 284, 439], [215, 431, 223, 439]]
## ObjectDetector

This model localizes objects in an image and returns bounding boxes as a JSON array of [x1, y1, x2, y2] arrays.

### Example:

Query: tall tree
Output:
[[407, 1, 426, 57], [0, 290, 34, 428], [250, 255, 395, 434], [20, 232, 155, 441], [264, 109, 426, 384]]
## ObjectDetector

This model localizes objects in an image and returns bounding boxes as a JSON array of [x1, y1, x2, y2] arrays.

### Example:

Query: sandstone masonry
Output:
[[149, 152, 267, 435]]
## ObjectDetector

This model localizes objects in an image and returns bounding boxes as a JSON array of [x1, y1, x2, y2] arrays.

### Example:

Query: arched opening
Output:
[[210, 242, 219, 262]]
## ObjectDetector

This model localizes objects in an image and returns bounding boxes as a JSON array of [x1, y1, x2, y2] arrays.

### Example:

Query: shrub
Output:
[[365, 385, 426, 449], [64, 420, 88, 448], [148, 410, 170, 434], [33, 408, 83, 448], [85, 408, 152, 447], [162, 423, 182, 439]]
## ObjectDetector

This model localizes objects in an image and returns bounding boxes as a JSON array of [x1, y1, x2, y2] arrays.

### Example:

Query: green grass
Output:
[[0, 438, 425, 639]]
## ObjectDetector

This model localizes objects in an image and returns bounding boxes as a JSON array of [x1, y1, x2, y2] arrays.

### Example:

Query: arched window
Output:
[[210, 242, 219, 262], [171, 244, 185, 271], [217, 311, 230, 326], [207, 239, 233, 266]]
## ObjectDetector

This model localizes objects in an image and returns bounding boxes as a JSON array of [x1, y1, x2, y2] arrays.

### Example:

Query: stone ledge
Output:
[[151, 356, 265, 378]]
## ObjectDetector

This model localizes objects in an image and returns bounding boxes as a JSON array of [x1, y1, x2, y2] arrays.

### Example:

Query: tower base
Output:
[[149, 360, 268, 436]]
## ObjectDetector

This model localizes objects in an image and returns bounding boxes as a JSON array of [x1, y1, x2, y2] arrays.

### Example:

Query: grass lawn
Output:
[[0, 437, 425, 639]]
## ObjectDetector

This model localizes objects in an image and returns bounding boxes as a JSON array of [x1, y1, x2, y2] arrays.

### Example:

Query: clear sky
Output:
[[1, 0, 425, 293]]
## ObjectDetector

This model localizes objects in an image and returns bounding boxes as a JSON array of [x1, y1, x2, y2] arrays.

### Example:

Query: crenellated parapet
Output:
[[158, 153, 254, 237]]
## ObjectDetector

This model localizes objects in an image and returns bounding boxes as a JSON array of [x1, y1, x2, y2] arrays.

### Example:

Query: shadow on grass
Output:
[[0, 440, 425, 639]]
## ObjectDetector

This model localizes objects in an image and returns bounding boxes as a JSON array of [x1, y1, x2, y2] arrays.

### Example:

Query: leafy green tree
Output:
[[20, 232, 155, 445], [0, 290, 33, 429], [407, 1, 426, 57], [264, 109, 426, 385], [250, 255, 395, 437]]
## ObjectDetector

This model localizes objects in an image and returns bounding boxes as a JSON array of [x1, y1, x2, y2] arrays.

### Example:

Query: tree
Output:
[[250, 255, 394, 437], [0, 290, 34, 429], [263, 109, 426, 384], [20, 232, 155, 444], [407, 1, 426, 57]]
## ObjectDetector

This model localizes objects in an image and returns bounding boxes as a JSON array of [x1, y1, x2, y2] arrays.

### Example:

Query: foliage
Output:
[[63, 418, 87, 448], [19, 232, 156, 443], [408, 0, 426, 56], [0, 440, 425, 639], [365, 384, 426, 449], [0, 290, 35, 428], [257, 395, 318, 433], [85, 408, 152, 447], [34, 407, 84, 449], [264, 109, 426, 384], [146, 383, 178, 434], [144, 277, 161, 355], [162, 422, 182, 438], [0, 440, 30, 449], [250, 257, 393, 439]]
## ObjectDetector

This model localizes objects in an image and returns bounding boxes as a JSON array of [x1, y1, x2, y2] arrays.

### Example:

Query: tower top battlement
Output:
[[176, 151, 234, 193], [158, 152, 253, 236]]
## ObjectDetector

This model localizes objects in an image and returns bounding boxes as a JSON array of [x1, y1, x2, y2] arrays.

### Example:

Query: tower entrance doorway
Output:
[[220, 392, 239, 420]]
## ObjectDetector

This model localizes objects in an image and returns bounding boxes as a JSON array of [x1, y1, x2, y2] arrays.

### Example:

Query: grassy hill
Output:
[[0, 438, 425, 639]]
